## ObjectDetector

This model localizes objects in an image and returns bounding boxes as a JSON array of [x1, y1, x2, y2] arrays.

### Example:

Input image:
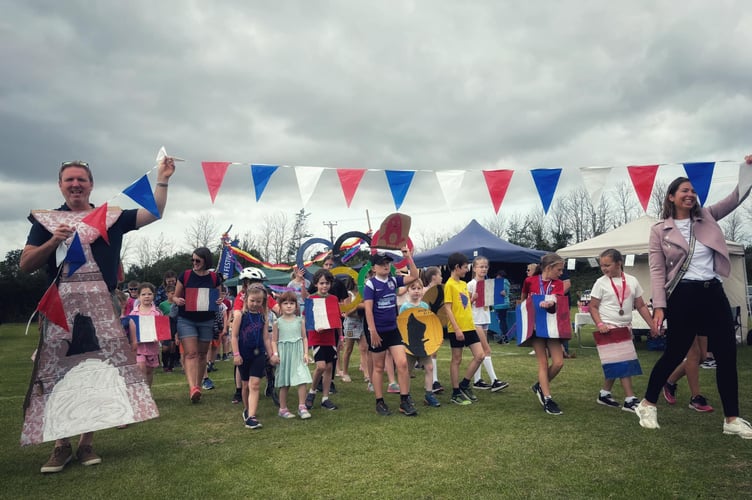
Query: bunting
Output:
[[66, 232, 86, 277], [627, 165, 660, 212], [579, 166, 611, 208], [530, 169, 562, 214], [482, 170, 514, 214], [123, 174, 160, 218], [683, 162, 715, 206], [37, 284, 69, 332], [295, 166, 324, 206], [385, 170, 415, 210], [435, 170, 466, 208], [251, 164, 279, 202], [201, 162, 231, 203], [336, 169, 366, 207], [81, 203, 110, 244]]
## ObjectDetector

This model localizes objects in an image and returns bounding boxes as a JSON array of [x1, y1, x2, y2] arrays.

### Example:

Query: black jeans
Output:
[[644, 279, 738, 416]]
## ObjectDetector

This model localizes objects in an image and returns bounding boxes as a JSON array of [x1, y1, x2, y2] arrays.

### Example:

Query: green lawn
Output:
[[1, 322, 751, 499]]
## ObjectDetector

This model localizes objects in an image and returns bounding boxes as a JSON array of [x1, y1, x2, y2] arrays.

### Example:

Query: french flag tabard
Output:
[[475, 278, 505, 308], [594, 326, 642, 379], [305, 295, 343, 331], [184, 287, 219, 312], [131, 315, 172, 343], [515, 298, 535, 346], [532, 294, 572, 340]]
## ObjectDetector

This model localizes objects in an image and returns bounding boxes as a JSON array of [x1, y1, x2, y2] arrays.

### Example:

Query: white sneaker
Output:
[[723, 417, 752, 439], [635, 400, 660, 429]]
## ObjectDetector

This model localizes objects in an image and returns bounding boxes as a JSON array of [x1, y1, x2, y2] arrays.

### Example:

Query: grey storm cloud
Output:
[[1, 1, 752, 258]]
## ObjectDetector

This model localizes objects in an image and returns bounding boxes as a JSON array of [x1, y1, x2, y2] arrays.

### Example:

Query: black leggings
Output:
[[643, 280, 738, 416]]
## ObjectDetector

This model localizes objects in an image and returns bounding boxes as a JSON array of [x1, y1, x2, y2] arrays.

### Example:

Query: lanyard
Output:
[[608, 273, 627, 315], [538, 275, 553, 295]]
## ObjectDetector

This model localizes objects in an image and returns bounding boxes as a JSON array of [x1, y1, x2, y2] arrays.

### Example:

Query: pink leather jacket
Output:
[[649, 162, 752, 308]]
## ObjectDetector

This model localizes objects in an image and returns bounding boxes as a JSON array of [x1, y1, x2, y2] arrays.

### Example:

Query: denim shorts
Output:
[[177, 317, 214, 343]]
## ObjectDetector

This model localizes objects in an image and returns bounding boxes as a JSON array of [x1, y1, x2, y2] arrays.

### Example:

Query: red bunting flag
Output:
[[81, 203, 110, 244], [336, 169, 366, 207], [627, 165, 659, 213], [37, 283, 69, 332], [201, 162, 231, 204], [482, 170, 514, 214]]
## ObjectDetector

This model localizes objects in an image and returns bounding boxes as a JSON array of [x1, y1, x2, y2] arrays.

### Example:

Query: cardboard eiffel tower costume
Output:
[[21, 208, 159, 446]]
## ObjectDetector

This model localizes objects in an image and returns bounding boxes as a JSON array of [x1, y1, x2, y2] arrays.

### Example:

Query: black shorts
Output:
[[312, 345, 337, 363], [369, 328, 405, 353], [237, 350, 267, 381], [449, 329, 480, 348]]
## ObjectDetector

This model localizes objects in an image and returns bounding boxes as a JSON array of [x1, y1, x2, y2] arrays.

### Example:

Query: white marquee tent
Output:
[[558, 215, 748, 330]]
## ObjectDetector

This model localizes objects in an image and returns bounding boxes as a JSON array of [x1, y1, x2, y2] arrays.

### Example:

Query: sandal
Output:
[[278, 408, 296, 419]]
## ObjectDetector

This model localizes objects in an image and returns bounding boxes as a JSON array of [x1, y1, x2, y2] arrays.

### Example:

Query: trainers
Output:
[[367, 382, 374, 392], [689, 395, 714, 413], [341, 374, 352, 382], [298, 407, 312, 420], [424, 393, 441, 407], [635, 401, 660, 429], [305, 392, 316, 410], [76, 445, 102, 466], [451, 392, 472, 406], [244, 416, 262, 429], [623, 399, 640, 413], [376, 400, 392, 416], [473, 379, 492, 390], [544, 397, 563, 415], [531, 382, 545, 406], [701, 357, 717, 369], [459, 384, 478, 402], [663, 382, 677, 405], [242, 408, 248, 421], [491, 380, 509, 392], [321, 399, 338, 410], [202, 377, 214, 390], [723, 417, 752, 439], [432, 381, 444, 394], [278, 408, 296, 419], [387, 382, 400, 393], [597, 393, 620, 408], [399, 396, 418, 416], [40, 443, 72, 473], [190, 386, 202, 403]]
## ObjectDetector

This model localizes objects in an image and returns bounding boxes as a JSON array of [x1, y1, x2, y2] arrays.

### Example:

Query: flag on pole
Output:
[[304, 295, 342, 331], [475, 278, 506, 308], [184, 287, 219, 312], [130, 315, 172, 342], [594, 326, 642, 379]]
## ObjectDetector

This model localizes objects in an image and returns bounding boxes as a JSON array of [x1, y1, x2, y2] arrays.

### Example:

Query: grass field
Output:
[[1, 321, 752, 499]]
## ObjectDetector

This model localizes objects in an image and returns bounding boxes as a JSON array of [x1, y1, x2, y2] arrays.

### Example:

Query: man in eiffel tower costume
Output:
[[20, 156, 176, 473]]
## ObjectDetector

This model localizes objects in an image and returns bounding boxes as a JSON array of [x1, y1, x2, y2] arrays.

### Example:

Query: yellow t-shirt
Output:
[[443, 277, 474, 333]]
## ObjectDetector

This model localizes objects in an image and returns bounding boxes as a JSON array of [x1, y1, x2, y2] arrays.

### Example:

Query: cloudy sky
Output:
[[2, 1, 752, 265]]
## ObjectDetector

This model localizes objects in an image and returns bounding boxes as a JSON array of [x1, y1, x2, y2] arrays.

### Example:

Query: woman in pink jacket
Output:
[[635, 155, 752, 439]]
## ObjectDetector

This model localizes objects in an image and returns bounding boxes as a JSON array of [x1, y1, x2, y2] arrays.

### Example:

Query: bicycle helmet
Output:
[[239, 267, 266, 281]]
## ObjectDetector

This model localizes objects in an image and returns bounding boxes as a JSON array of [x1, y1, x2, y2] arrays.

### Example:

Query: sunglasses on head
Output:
[[61, 161, 89, 168]]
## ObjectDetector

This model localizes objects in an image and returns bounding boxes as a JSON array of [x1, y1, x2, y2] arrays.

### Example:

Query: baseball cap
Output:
[[370, 252, 395, 266]]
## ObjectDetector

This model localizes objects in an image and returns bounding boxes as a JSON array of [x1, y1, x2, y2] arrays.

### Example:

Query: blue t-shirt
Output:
[[238, 311, 265, 359], [363, 275, 405, 332]]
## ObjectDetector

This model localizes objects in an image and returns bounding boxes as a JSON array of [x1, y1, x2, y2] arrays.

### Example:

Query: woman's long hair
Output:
[[661, 177, 701, 219]]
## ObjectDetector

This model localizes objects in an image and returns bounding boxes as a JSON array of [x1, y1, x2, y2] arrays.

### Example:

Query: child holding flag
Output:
[[467, 256, 508, 392], [304, 269, 340, 411], [129, 282, 164, 388], [588, 248, 656, 412], [520, 253, 567, 415]]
